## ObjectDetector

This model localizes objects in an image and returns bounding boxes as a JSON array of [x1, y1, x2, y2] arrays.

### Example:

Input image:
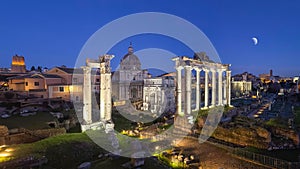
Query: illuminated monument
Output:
[[81, 55, 114, 132], [11, 55, 26, 73], [173, 54, 231, 116]]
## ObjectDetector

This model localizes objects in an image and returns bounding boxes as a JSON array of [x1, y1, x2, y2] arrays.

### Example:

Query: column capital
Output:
[[176, 66, 183, 71], [184, 65, 192, 69], [81, 66, 92, 74], [203, 68, 210, 72]]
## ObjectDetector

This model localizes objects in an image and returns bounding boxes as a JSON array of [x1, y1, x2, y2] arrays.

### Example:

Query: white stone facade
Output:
[[142, 76, 175, 115], [112, 46, 148, 101]]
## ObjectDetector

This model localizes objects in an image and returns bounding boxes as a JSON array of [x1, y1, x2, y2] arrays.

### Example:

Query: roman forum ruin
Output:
[[81, 54, 114, 132], [173, 56, 231, 116], [79, 53, 232, 131]]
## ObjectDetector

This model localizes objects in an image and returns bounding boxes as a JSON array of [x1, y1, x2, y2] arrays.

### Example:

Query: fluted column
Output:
[[82, 66, 92, 124], [211, 69, 216, 107], [204, 69, 209, 109], [195, 68, 200, 111], [185, 66, 192, 115], [226, 70, 232, 106], [176, 67, 183, 115], [218, 70, 223, 106]]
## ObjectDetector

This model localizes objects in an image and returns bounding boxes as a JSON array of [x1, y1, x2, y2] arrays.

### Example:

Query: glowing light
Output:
[[12, 56, 25, 66], [254, 114, 259, 118], [13, 62, 25, 66], [0, 152, 11, 157], [189, 155, 194, 160], [12, 60, 25, 66], [4, 148, 14, 152], [0, 145, 7, 149]]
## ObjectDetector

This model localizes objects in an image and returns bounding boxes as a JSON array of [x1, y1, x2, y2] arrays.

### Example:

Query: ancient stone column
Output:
[[82, 66, 92, 124], [176, 67, 183, 115], [99, 55, 114, 122], [226, 70, 232, 106], [195, 68, 200, 111], [211, 69, 216, 107], [185, 66, 192, 115], [218, 70, 223, 106], [204, 69, 209, 109], [223, 80, 227, 105]]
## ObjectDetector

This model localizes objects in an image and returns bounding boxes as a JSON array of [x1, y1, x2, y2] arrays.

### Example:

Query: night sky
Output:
[[0, 0, 299, 77]]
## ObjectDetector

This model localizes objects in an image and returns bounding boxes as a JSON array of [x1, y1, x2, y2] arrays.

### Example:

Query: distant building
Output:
[[232, 72, 257, 82], [7, 73, 62, 98], [231, 78, 252, 97], [142, 74, 176, 114], [46, 66, 100, 102], [259, 69, 292, 83], [259, 69, 273, 82], [0, 75, 9, 91], [112, 45, 149, 101], [11, 55, 26, 73], [0, 68, 10, 72]]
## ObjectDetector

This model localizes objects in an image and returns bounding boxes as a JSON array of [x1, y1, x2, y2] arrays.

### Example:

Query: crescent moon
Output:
[[252, 37, 258, 45]]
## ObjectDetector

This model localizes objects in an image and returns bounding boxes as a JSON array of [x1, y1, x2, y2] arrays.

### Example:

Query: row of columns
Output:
[[176, 66, 231, 115]]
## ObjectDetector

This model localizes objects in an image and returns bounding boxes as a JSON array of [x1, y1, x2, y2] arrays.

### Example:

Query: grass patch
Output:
[[156, 153, 185, 169], [0, 111, 55, 130], [112, 111, 137, 132], [196, 106, 225, 118], [197, 109, 209, 117], [265, 118, 288, 129], [223, 105, 235, 115], [6, 132, 168, 169], [9, 133, 106, 168], [158, 123, 172, 130]]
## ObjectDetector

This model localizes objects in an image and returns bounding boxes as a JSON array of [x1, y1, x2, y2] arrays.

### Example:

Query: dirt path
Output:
[[176, 138, 271, 169]]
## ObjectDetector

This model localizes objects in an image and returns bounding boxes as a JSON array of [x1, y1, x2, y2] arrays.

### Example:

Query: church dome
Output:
[[120, 44, 141, 70]]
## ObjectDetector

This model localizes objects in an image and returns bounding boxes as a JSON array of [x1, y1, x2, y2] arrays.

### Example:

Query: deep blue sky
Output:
[[0, 0, 299, 77]]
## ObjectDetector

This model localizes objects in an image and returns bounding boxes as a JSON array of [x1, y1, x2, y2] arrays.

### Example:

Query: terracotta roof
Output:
[[7, 73, 62, 80], [55, 67, 83, 74], [55, 66, 101, 75]]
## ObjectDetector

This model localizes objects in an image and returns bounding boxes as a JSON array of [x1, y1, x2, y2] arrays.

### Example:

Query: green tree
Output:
[[37, 66, 42, 72], [30, 66, 36, 71]]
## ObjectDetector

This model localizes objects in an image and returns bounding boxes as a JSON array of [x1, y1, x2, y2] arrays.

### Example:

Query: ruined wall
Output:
[[0, 127, 66, 145], [211, 126, 271, 149], [271, 127, 300, 146]]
